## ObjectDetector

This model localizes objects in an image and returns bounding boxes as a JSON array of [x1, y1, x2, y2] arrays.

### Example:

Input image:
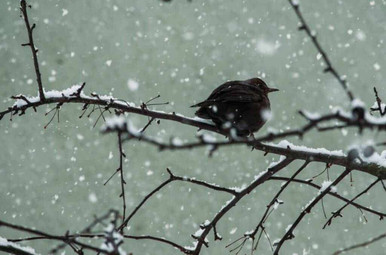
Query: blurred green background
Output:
[[1, 0, 386, 254]]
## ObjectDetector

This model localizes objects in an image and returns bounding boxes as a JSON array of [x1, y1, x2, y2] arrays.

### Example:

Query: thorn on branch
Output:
[[166, 168, 174, 179], [44, 103, 62, 129], [79, 104, 89, 118], [213, 225, 222, 241], [323, 67, 332, 73], [140, 117, 156, 134]]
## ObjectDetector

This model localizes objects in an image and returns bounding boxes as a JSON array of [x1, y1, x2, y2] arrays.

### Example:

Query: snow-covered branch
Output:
[[102, 118, 386, 179]]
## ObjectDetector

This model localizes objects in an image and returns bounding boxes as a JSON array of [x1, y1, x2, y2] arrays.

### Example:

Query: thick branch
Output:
[[190, 158, 294, 254], [104, 123, 386, 179]]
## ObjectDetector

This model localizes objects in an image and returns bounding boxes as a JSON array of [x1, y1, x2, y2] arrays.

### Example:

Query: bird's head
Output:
[[247, 77, 279, 94]]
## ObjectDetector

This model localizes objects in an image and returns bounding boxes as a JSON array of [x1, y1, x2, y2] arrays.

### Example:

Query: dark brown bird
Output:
[[191, 78, 278, 137]]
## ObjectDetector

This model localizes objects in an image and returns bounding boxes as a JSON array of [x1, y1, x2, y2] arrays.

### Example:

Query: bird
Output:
[[191, 78, 279, 137]]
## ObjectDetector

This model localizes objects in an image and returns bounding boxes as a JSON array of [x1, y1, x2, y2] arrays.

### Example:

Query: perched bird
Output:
[[191, 78, 278, 137]]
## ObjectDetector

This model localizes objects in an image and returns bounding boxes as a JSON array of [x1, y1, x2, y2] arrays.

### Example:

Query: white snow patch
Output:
[[355, 30, 366, 41], [301, 110, 321, 121], [255, 39, 280, 55], [268, 155, 287, 169], [371, 101, 386, 111], [103, 116, 127, 130], [183, 32, 195, 40], [261, 109, 272, 121], [127, 79, 139, 91], [172, 137, 183, 146], [0, 237, 39, 255], [253, 170, 268, 181], [351, 98, 365, 108], [319, 181, 337, 194], [201, 133, 217, 143], [13, 84, 86, 108], [285, 224, 292, 232], [184, 241, 199, 251], [89, 193, 98, 203], [365, 112, 386, 125], [193, 228, 204, 237], [269, 140, 345, 157], [229, 227, 237, 235], [362, 150, 386, 168]]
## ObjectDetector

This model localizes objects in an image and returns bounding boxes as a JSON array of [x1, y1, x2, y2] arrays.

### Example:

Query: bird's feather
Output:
[[191, 81, 263, 107]]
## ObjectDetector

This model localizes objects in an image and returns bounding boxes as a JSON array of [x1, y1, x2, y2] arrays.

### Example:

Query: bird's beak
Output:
[[267, 88, 279, 93]]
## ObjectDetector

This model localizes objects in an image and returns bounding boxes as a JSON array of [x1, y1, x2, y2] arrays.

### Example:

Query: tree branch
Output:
[[103, 121, 386, 179], [0, 219, 108, 254], [287, 0, 354, 101], [333, 232, 386, 255], [323, 178, 381, 228], [268, 176, 386, 219], [190, 158, 294, 255], [273, 168, 352, 254], [118, 168, 238, 232], [20, 0, 45, 102], [118, 131, 126, 227]]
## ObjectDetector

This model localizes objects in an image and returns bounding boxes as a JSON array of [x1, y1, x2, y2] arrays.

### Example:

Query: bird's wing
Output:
[[191, 81, 262, 107]]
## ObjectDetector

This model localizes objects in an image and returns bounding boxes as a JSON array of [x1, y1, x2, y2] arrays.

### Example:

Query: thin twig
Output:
[[273, 168, 352, 254], [287, 0, 354, 101], [268, 176, 386, 219], [323, 178, 381, 228], [118, 168, 237, 232], [191, 158, 294, 255], [20, 0, 45, 102], [0, 220, 108, 254], [118, 131, 126, 227], [333, 232, 386, 255]]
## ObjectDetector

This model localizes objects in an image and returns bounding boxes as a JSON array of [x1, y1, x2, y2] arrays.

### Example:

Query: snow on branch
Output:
[[102, 121, 386, 179], [0, 237, 39, 255]]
